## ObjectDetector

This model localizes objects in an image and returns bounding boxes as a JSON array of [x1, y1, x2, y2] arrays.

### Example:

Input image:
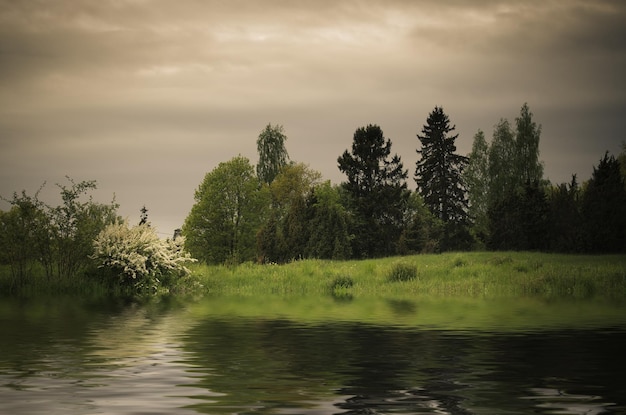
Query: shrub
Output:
[[330, 275, 354, 290], [387, 262, 417, 282], [92, 222, 196, 289], [328, 275, 354, 300]]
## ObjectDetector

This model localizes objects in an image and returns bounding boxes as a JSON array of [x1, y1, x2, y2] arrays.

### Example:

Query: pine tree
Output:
[[415, 107, 469, 225], [338, 124, 408, 257], [415, 107, 470, 251]]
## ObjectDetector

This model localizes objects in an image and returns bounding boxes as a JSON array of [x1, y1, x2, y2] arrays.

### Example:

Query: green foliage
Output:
[[257, 168, 352, 263], [547, 176, 584, 253], [330, 275, 354, 289], [328, 275, 354, 299], [338, 124, 408, 257], [488, 118, 517, 207], [387, 262, 417, 282], [257, 123, 290, 185], [488, 104, 544, 205], [0, 191, 49, 283], [47, 177, 120, 279], [619, 141, 626, 190], [306, 182, 352, 260], [488, 181, 549, 251], [484, 104, 550, 251], [398, 192, 442, 254], [257, 163, 321, 263], [415, 107, 470, 251], [183, 156, 269, 264], [0, 178, 119, 284], [92, 222, 196, 289], [464, 129, 490, 244], [581, 152, 626, 252], [415, 106, 469, 225], [515, 103, 544, 185]]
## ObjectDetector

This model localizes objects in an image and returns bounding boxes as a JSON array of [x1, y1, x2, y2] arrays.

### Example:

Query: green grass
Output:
[[2, 251, 626, 300], [190, 252, 626, 300]]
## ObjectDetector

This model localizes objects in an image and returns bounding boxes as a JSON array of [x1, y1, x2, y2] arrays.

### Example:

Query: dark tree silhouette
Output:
[[338, 124, 408, 258], [415, 107, 470, 250]]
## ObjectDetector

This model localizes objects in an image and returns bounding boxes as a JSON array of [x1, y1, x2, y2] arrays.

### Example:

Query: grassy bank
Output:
[[191, 252, 626, 300], [2, 251, 625, 300]]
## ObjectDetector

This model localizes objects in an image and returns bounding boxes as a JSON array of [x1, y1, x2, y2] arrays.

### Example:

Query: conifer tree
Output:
[[338, 124, 408, 257], [582, 153, 626, 252], [415, 107, 469, 226]]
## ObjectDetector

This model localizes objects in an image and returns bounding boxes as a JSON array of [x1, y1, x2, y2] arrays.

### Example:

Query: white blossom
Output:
[[92, 221, 196, 286]]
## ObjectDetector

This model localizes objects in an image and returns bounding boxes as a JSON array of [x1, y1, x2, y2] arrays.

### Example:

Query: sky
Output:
[[1, 0, 625, 237]]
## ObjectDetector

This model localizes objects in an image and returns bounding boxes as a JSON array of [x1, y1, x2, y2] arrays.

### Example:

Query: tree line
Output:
[[2, 104, 625, 282], [183, 105, 626, 264], [0, 178, 120, 284], [0, 178, 194, 289]]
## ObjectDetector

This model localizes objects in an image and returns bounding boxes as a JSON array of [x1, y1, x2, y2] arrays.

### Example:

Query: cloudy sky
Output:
[[1, 0, 625, 236]]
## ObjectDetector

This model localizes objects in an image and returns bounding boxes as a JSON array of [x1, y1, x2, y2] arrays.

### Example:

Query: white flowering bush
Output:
[[92, 222, 196, 288]]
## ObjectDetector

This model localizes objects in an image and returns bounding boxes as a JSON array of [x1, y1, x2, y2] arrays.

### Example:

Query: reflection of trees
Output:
[[4, 298, 623, 415], [0, 297, 190, 380], [183, 318, 486, 414], [183, 317, 626, 415]]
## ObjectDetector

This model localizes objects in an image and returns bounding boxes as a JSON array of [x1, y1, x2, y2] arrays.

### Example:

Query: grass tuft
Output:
[[387, 262, 418, 282]]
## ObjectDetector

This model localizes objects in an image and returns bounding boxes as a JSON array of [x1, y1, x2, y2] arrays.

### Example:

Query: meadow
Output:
[[190, 251, 626, 300], [2, 251, 625, 302]]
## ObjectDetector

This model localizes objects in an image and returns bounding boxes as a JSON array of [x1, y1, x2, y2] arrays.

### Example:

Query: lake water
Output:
[[1, 295, 625, 415]]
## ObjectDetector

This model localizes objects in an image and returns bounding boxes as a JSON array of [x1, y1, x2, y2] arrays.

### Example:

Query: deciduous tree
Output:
[[515, 103, 544, 185], [183, 156, 269, 264], [0, 178, 119, 282], [257, 123, 289, 185], [305, 181, 352, 260], [464, 129, 490, 243], [257, 163, 322, 263], [487, 118, 517, 207]]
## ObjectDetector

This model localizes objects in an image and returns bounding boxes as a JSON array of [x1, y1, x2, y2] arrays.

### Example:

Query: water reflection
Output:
[[0, 296, 625, 414], [181, 317, 626, 414], [524, 387, 615, 415]]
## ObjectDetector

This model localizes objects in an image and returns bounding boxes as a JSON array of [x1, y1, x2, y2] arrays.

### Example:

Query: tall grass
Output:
[[3, 252, 625, 300], [190, 252, 626, 300]]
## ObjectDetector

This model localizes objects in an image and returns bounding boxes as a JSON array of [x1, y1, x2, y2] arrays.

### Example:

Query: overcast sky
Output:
[[1, 0, 625, 236]]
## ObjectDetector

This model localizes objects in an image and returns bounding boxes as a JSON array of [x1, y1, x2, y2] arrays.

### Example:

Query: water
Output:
[[1, 295, 625, 414]]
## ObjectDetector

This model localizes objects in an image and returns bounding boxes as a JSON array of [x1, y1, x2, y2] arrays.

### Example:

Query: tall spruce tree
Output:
[[338, 124, 408, 258], [415, 107, 469, 224], [415, 107, 470, 250]]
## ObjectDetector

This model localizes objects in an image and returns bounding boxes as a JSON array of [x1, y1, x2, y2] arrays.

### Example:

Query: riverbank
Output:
[[192, 251, 626, 300], [2, 252, 625, 300]]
